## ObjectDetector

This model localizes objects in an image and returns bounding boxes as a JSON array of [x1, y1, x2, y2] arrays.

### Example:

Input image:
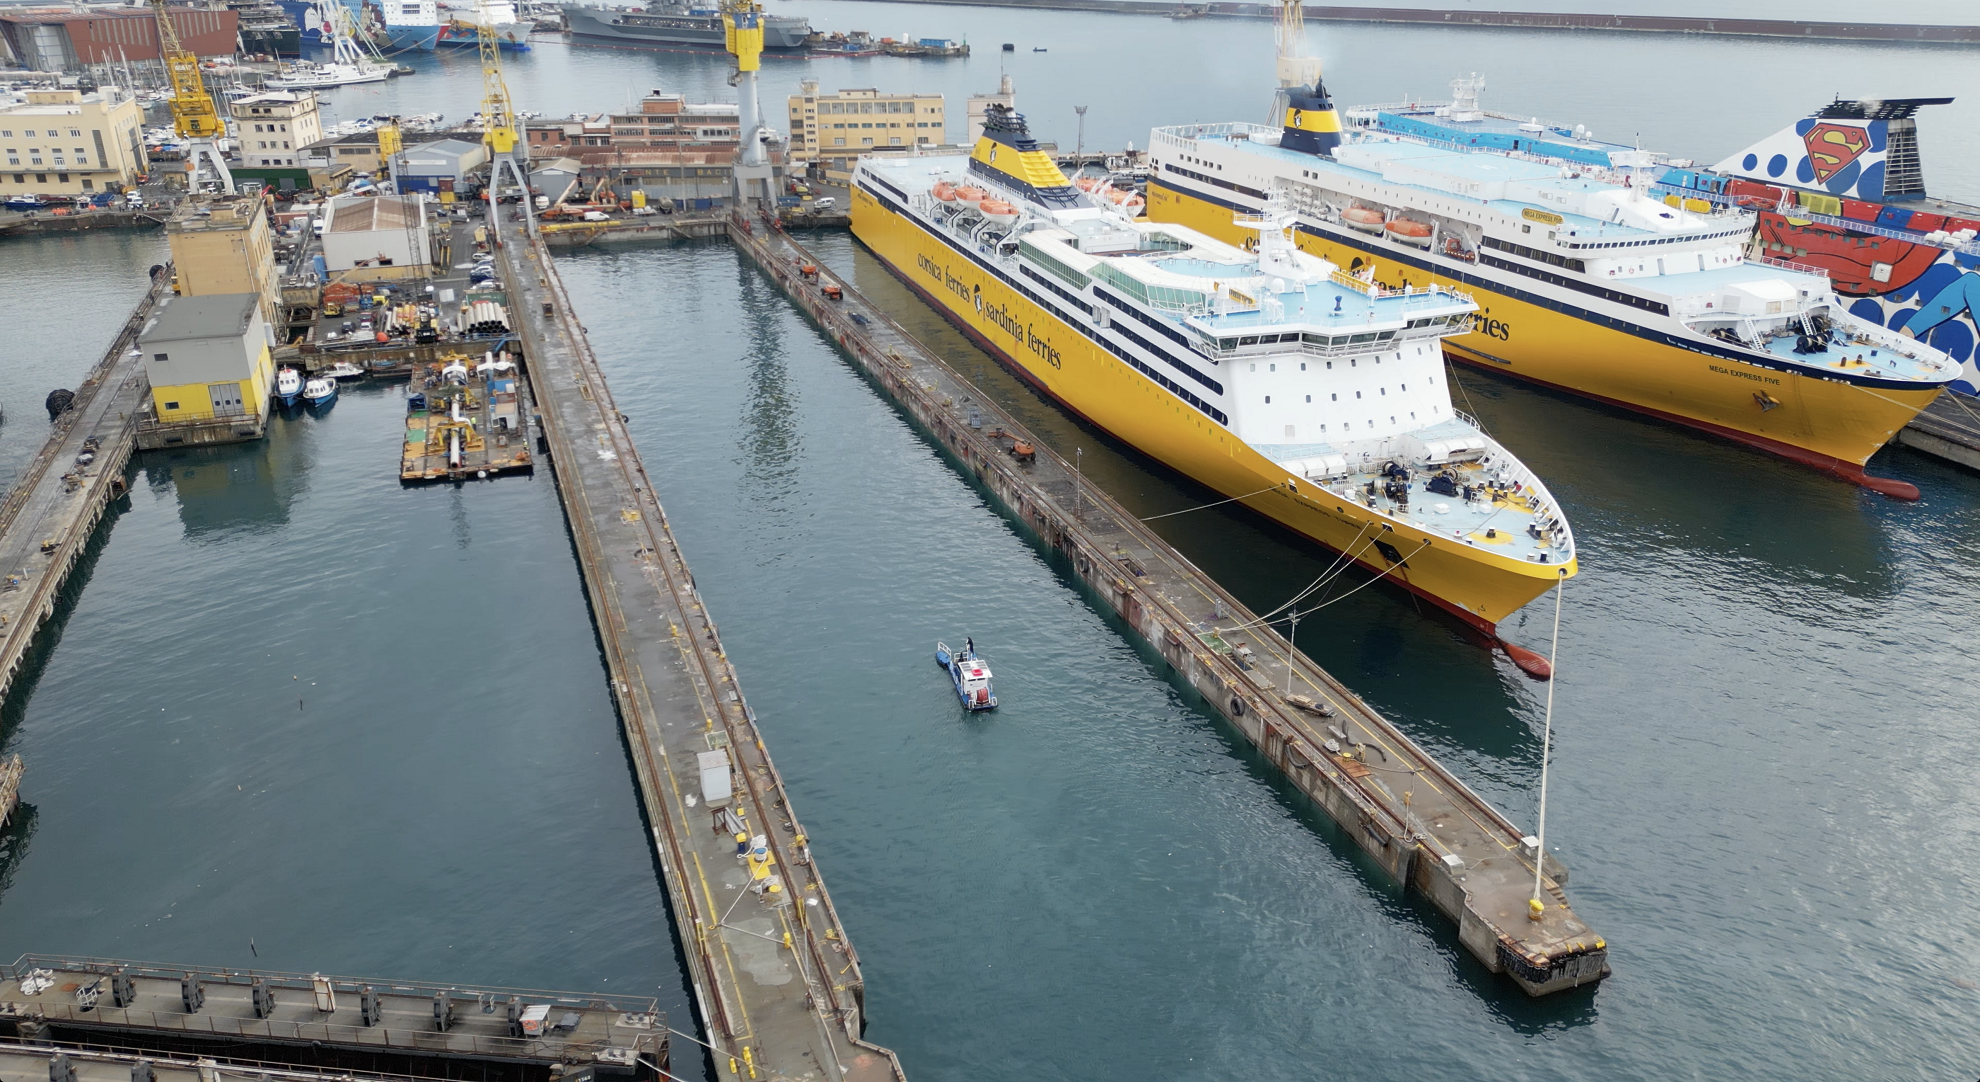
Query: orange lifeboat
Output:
[[979, 198, 1019, 224], [933, 181, 958, 202], [1120, 194, 1145, 215], [954, 185, 988, 209], [1385, 218, 1434, 246], [1342, 205, 1385, 233], [1073, 175, 1100, 192]]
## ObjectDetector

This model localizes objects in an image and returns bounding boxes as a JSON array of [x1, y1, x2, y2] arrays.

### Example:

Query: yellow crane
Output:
[[475, 0, 531, 235], [148, 0, 233, 192]]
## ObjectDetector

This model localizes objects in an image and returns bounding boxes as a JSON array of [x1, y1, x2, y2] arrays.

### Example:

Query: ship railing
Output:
[[1752, 254, 1830, 277], [1150, 122, 1276, 145]]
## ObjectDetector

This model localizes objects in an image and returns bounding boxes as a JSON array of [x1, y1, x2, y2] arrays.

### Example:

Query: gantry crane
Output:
[[148, 0, 233, 192], [722, 0, 774, 209], [477, 0, 532, 237]]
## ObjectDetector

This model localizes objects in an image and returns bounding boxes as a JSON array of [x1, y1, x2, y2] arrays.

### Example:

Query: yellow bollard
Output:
[[1527, 897, 1545, 921], [782, 930, 793, 951], [743, 1046, 757, 1079]]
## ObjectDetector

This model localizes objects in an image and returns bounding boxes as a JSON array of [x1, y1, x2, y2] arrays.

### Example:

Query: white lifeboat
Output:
[[1343, 205, 1385, 233]]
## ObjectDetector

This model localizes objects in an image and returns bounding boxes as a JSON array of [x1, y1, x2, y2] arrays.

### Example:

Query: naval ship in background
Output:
[[562, 2, 810, 49], [1145, 73, 1961, 499], [281, 0, 440, 51], [853, 106, 1579, 673]]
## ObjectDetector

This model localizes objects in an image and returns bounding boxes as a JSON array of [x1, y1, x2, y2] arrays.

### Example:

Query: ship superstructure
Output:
[[1145, 73, 1961, 498], [561, 2, 809, 50], [1658, 96, 1979, 400], [854, 106, 1578, 672]]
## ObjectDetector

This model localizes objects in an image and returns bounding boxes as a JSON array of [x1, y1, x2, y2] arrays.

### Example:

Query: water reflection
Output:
[[142, 425, 309, 540], [733, 263, 802, 503]]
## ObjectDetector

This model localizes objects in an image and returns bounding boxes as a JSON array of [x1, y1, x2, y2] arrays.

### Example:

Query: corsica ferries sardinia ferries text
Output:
[[852, 105, 1576, 675], [1144, 74, 1962, 499]]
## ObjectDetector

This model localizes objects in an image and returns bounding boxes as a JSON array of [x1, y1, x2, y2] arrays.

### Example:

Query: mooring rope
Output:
[[1530, 568, 1568, 915]]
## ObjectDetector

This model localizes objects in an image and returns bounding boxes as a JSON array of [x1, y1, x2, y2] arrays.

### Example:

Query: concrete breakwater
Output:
[[843, 0, 1980, 45]]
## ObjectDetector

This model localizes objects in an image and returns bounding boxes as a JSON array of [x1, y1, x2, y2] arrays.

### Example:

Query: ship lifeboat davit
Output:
[[954, 185, 988, 210], [979, 198, 1019, 225], [1385, 218, 1434, 246], [932, 181, 958, 202], [1343, 206, 1386, 233]]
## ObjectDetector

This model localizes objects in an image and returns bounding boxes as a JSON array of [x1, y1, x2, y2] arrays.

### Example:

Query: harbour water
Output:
[[2, 7, 1980, 1079]]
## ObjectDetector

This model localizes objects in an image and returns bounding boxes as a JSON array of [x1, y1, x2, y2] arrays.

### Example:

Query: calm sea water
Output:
[[2, 9, 1979, 1079]]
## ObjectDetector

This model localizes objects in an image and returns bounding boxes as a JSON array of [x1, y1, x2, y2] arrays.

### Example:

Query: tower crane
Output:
[[148, 0, 233, 192]]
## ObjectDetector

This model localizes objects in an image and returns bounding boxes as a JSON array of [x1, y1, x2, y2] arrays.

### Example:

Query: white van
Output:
[[812, 196, 837, 211]]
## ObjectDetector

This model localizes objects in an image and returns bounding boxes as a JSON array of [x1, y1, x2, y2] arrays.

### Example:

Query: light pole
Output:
[[1073, 105, 1088, 170], [1284, 607, 1301, 697]]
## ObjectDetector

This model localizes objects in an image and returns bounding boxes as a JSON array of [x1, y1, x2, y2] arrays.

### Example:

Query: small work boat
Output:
[[302, 375, 338, 409], [325, 361, 366, 381], [274, 366, 303, 407], [935, 638, 997, 711]]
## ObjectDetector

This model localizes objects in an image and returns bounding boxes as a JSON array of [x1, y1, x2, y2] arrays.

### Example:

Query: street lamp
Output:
[[1073, 105, 1088, 170]]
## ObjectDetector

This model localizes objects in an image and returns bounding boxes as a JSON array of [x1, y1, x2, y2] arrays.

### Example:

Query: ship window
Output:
[[1305, 395, 1311, 402], [1265, 396, 1271, 403], [1269, 363, 1275, 371], [1355, 391, 1361, 399], [1240, 336, 1259, 346], [1380, 388, 1386, 395], [1300, 363, 1306, 370], [1331, 393, 1336, 401]]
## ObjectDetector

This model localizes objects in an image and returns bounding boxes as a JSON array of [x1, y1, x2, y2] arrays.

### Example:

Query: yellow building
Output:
[[166, 196, 280, 325], [786, 81, 943, 183], [0, 86, 146, 197], [136, 292, 274, 443]]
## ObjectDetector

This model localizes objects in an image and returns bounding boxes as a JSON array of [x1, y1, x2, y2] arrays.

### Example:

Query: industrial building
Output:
[[134, 292, 274, 447], [320, 193, 431, 281], [786, 81, 943, 183], [229, 90, 323, 190], [525, 90, 740, 162], [0, 85, 146, 197], [0, 8, 237, 71], [392, 136, 487, 193], [166, 197, 281, 326]]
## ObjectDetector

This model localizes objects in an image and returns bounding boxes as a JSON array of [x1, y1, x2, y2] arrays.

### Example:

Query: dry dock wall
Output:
[[729, 221, 1606, 997]]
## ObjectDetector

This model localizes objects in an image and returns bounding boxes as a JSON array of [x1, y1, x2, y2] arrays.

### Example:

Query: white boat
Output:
[[266, 61, 391, 88], [324, 361, 367, 380], [270, 1, 393, 87], [275, 366, 304, 406], [302, 375, 339, 407]]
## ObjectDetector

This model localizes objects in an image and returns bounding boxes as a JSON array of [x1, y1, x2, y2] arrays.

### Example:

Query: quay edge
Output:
[[495, 223, 907, 1080], [728, 218, 1608, 998]]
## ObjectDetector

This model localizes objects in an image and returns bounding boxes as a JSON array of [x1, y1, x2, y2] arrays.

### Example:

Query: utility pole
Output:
[[1073, 105, 1087, 171]]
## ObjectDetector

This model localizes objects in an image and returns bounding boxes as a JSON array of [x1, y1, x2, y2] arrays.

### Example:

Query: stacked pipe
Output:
[[462, 300, 511, 336]]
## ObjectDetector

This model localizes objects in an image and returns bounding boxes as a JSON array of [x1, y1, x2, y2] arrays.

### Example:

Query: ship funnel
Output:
[[1281, 76, 1342, 158]]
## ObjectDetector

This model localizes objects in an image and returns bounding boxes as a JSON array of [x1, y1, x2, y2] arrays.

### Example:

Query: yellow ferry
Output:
[[1143, 72, 1961, 499], [852, 106, 1576, 675]]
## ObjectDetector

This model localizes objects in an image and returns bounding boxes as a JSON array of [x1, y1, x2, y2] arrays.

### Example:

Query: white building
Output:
[[229, 91, 322, 169], [320, 193, 431, 281]]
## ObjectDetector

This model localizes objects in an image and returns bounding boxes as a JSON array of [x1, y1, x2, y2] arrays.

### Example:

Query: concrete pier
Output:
[[0, 276, 163, 704], [0, 956, 667, 1082], [494, 229, 906, 1079], [730, 222, 1608, 997], [1898, 393, 1980, 473]]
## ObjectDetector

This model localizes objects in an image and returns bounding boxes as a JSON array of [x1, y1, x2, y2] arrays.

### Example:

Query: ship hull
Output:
[[1149, 179, 1940, 486], [562, 5, 809, 49], [852, 183, 1572, 635]]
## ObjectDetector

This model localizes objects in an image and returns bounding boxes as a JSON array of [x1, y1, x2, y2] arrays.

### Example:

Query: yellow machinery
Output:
[[721, 0, 774, 207], [149, 0, 233, 191], [474, 0, 532, 237]]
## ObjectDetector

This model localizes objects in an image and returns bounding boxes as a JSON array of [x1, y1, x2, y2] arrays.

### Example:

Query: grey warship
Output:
[[562, 2, 811, 49]]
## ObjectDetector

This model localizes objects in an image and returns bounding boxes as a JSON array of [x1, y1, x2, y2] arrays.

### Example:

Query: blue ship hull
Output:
[[278, 0, 438, 51]]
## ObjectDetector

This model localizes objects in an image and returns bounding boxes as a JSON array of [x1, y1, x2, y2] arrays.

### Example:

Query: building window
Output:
[[56, 173, 66, 182], [68, 129, 79, 138], [153, 353, 170, 362], [164, 401, 179, 410], [81, 179, 92, 190]]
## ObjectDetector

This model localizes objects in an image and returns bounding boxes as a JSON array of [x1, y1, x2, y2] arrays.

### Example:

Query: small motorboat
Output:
[[935, 638, 998, 711], [324, 361, 366, 381], [302, 375, 338, 408], [274, 366, 303, 407]]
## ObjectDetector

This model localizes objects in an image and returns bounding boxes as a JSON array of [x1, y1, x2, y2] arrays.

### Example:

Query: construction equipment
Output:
[[377, 117, 403, 187], [148, 0, 233, 192]]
